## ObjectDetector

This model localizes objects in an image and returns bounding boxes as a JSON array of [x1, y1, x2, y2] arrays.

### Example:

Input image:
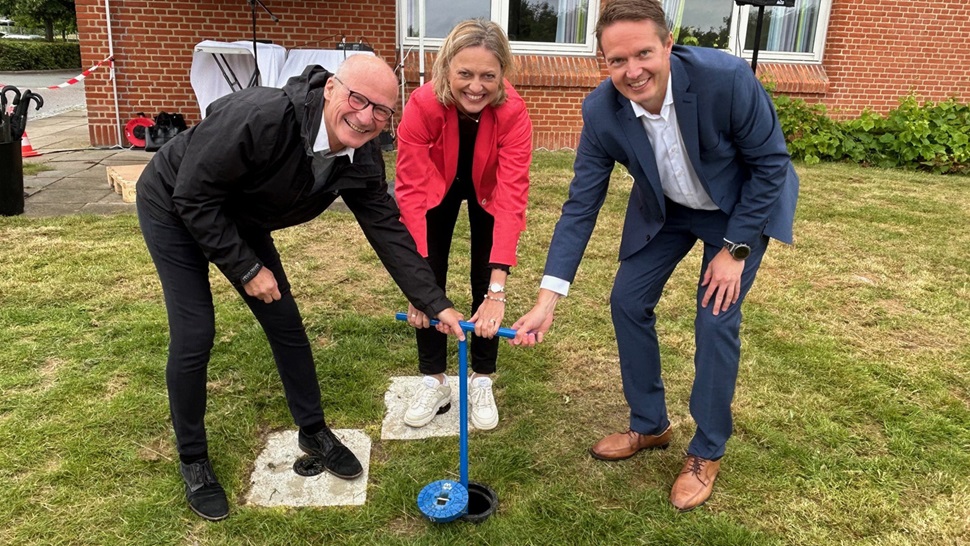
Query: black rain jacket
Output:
[[136, 65, 453, 317]]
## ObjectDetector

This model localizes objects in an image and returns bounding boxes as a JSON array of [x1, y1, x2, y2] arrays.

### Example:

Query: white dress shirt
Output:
[[310, 116, 355, 193], [630, 75, 718, 211], [540, 74, 717, 297]]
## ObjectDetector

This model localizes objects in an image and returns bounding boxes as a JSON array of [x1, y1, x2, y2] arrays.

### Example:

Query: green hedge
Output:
[[773, 92, 970, 175], [0, 40, 81, 71]]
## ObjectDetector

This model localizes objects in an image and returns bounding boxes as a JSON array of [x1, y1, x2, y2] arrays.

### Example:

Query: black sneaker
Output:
[[298, 427, 363, 479], [179, 459, 229, 521]]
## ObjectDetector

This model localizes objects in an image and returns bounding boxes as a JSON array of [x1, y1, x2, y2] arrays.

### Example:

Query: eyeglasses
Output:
[[331, 76, 395, 122]]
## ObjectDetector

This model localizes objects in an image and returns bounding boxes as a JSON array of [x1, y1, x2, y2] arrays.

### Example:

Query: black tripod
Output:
[[749, 4, 766, 74], [247, 0, 279, 87], [734, 0, 795, 74]]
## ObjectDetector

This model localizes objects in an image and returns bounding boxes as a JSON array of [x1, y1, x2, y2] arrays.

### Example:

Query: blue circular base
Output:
[[417, 480, 468, 523]]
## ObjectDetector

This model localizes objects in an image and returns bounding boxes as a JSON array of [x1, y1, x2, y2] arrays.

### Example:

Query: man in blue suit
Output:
[[511, 0, 798, 511]]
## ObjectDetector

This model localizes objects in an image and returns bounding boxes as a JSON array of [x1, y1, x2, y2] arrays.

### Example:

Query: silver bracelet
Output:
[[484, 294, 507, 304]]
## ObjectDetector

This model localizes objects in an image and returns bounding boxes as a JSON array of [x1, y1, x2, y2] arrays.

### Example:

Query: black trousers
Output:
[[138, 201, 324, 457], [416, 177, 498, 375]]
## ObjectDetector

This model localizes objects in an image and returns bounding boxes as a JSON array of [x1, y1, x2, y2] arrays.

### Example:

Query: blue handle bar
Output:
[[395, 312, 517, 339]]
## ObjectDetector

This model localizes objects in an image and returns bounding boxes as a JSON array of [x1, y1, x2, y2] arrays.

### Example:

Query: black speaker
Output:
[[735, 0, 795, 6], [335, 42, 374, 52]]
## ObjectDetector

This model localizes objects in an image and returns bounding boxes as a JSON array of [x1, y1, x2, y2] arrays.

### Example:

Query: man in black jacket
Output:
[[136, 54, 465, 521]]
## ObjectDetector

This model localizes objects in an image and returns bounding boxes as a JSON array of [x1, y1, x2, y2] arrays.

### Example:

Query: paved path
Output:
[[20, 109, 150, 217], [0, 70, 149, 217]]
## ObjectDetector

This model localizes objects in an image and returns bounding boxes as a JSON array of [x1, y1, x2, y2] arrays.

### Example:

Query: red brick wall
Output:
[[400, 53, 603, 150], [800, 0, 970, 117], [74, 0, 400, 146], [76, 0, 970, 147]]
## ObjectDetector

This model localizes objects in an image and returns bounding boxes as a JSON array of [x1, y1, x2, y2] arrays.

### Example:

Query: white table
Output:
[[191, 41, 374, 117], [190, 40, 287, 116], [278, 49, 374, 83]]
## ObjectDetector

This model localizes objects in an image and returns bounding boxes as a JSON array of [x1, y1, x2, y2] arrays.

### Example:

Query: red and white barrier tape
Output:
[[42, 55, 114, 89], [0, 55, 116, 89]]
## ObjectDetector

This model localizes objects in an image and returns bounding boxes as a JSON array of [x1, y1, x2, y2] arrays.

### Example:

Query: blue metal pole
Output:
[[395, 312, 517, 493], [458, 338, 468, 488]]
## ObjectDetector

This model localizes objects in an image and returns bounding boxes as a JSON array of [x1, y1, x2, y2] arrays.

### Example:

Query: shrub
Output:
[[0, 40, 81, 71], [774, 93, 970, 175]]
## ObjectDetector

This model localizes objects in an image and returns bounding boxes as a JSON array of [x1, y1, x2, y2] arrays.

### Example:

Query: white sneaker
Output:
[[404, 376, 452, 428], [469, 376, 499, 430]]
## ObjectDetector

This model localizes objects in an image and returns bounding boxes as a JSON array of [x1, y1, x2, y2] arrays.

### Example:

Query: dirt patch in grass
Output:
[[136, 436, 175, 462]]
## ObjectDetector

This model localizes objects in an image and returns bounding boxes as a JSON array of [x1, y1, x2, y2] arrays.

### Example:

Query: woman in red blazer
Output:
[[396, 19, 532, 431]]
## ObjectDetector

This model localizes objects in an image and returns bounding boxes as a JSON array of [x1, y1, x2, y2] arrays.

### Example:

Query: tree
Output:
[[0, 0, 76, 41], [509, 0, 559, 42]]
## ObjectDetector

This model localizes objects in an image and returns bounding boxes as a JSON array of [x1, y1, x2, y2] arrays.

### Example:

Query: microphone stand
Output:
[[749, 5, 766, 74], [247, 0, 280, 87]]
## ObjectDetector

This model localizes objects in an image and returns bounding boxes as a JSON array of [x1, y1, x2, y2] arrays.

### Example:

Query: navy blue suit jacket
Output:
[[545, 46, 799, 283]]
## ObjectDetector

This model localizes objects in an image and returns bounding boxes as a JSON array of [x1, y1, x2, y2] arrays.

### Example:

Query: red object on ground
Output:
[[125, 117, 154, 148], [21, 131, 41, 157]]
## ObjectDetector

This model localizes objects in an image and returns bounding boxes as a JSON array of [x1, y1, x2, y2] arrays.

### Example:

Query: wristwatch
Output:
[[488, 282, 505, 293], [723, 238, 751, 260]]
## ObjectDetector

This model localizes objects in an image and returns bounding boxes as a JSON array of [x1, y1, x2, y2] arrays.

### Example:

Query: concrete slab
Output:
[[33, 162, 99, 175], [24, 202, 98, 217], [103, 155, 154, 166], [31, 169, 73, 179], [27, 188, 116, 204], [24, 112, 91, 151], [325, 198, 350, 213], [23, 178, 57, 191], [40, 153, 117, 164], [42, 177, 117, 191], [381, 376, 486, 440], [27, 133, 90, 151], [246, 429, 370, 507]]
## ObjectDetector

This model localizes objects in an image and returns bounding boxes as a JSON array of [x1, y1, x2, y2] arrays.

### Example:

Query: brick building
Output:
[[74, 0, 970, 149]]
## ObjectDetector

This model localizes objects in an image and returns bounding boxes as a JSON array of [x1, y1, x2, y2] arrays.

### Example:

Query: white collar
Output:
[[313, 114, 355, 161]]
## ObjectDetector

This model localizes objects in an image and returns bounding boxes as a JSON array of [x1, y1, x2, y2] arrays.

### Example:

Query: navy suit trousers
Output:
[[609, 199, 767, 460]]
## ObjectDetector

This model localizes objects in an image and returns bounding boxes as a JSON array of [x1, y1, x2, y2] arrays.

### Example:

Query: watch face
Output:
[[489, 283, 505, 293], [733, 245, 751, 260]]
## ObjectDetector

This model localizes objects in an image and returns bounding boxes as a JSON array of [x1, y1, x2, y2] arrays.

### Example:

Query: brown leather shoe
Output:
[[669, 455, 721, 511], [588, 426, 672, 461]]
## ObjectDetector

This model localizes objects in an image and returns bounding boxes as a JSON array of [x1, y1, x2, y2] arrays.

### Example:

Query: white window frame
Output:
[[398, 0, 830, 62], [399, 0, 601, 56], [727, 0, 833, 64]]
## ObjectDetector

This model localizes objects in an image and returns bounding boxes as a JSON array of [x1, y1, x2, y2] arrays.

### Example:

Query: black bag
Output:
[[145, 112, 188, 152]]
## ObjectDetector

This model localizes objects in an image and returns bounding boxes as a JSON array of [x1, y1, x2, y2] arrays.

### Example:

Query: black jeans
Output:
[[138, 201, 324, 457], [416, 177, 498, 375]]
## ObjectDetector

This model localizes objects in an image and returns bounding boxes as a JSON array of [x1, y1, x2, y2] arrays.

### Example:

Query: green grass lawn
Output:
[[1, 154, 968, 545]]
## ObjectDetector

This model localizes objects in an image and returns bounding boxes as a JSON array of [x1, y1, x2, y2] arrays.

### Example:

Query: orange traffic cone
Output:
[[21, 131, 41, 158]]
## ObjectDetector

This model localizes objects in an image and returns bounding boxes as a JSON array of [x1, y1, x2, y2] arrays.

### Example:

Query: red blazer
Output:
[[395, 80, 532, 267]]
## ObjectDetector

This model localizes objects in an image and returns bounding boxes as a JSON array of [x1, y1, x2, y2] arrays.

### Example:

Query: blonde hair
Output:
[[433, 19, 513, 107]]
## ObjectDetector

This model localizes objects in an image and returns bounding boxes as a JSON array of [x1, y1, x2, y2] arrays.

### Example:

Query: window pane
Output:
[[508, 0, 590, 44], [744, 0, 820, 53], [406, 0, 491, 39], [662, 0, 731, 49]]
